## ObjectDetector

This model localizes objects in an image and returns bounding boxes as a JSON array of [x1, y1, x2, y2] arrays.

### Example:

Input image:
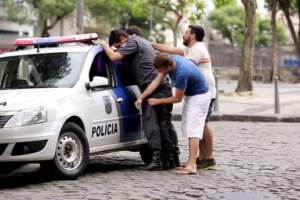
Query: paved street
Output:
[[0, 121, 299, 200], [173, 81, 300, 115]]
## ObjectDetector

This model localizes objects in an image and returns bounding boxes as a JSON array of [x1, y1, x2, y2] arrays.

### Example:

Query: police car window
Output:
[[89, 53, 108, 82], [0, 52, 85, 89], [116, 60, 138, 86]]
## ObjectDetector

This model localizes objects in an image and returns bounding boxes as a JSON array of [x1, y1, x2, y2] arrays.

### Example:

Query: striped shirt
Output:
[[183, 42, 216, 99]]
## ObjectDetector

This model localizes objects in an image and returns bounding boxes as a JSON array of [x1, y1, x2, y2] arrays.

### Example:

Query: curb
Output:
[[171, 113, 300, 123]]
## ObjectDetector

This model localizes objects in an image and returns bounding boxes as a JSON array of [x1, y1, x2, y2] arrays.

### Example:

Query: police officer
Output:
[[98, 29, 180, 170], [125, 26, 181, 168]]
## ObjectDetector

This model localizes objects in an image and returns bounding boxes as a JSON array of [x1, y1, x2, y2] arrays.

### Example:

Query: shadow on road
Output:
[[0, 157, 143, 188]]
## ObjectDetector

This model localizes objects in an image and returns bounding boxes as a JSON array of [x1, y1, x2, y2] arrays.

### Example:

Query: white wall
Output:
[[0, 7, 34, 37], [34, 16, 76, 37], [33, 12, 112, 38]]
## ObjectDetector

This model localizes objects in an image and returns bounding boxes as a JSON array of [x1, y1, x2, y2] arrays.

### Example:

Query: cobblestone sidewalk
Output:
[[0, 122, 299, 200]]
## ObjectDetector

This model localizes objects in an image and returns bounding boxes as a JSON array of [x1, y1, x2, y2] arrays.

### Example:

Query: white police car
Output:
[[0, 33, 151, 179]]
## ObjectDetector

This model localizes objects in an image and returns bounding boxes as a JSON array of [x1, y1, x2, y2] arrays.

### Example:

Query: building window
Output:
[[0, 30, 19, 36]]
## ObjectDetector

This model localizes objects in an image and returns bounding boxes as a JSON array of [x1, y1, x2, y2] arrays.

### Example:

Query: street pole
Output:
[[76, 0, 84, 35], [213, 75, 219, 112], [227, 25, 237, 49], [274, 76, 280, 114], [231, 28, 235, 48]]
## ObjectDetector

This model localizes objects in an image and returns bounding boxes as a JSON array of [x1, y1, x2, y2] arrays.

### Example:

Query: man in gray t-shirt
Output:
[[98, 29, 179, 171]]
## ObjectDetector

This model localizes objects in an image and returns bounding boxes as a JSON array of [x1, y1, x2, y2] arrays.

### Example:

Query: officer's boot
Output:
[[161, 152, 170, 170], [168, 152, 176, 169], [173, 147, 181, 167], [138, 151, 163, 171]]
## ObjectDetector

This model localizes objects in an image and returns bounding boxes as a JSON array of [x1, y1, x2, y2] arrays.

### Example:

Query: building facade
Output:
[[0, 2, 35, 53]]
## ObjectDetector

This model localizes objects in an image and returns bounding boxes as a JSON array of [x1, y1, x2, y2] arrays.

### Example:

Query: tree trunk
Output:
[[173, 30, 177, 47], [41, 16, 65, 37], [279, 1, 299, 55], [41, 20, 50, 37], [235, 0, 257, 92], [172, 15, 182, 47], [269, 0, 278, 83]]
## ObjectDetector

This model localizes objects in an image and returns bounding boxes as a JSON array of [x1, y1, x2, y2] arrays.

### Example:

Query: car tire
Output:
[[40, 122, 89, 180], [139, 144, 152, 164]]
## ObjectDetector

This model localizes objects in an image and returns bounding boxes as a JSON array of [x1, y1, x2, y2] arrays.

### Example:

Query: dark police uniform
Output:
[[117, 34, 180, 170]]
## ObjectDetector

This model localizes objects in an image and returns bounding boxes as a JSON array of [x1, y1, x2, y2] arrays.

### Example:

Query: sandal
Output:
[[175, 168, 198, 175]]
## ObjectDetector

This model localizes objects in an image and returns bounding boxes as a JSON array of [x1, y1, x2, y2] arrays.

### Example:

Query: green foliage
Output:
[[258, 17, 287, 45], [86, 0, 132, 26], [265, 0, 298, 13], [2, 0, 75, 25], [146, 0, 206, 25], [212, 0, 237, 8], [208, 4, 287, 46], [2, 0, 38, 25], [188, 1, 207, 24], [1, 0, 207, 43]]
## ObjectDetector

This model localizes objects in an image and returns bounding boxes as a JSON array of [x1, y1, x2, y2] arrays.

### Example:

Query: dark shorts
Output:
[[205, 98, 215, 123]]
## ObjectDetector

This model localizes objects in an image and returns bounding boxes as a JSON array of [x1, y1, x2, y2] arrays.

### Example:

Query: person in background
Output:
[[136, 53, 210, 175], [126, 25, 144, 37]]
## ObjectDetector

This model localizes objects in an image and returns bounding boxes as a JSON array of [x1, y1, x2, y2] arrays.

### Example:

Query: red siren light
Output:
[[13, 33, 99, 46]]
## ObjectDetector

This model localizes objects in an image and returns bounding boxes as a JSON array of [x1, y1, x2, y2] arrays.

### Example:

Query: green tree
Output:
[[87, 0, 167, 43], [132, 0, 206, 46], [208, 5, 286, 47], [258, 18, 286, 46], [2, 0, 76, 37], [235, 0, 257, 92], [212, 0, 237, 8], [265, 0, 299, 55], [2, 0, 159, 39]]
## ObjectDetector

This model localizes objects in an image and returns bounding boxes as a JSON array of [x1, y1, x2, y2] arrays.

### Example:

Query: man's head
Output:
[[153, 52, 174, 74], [183, 24, 205, 47], [126, 26, 143, 37], [108, 29, 130, 49]]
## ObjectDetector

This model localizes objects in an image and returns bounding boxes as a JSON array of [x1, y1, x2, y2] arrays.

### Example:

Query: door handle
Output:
[[117, 98, 123, 103]]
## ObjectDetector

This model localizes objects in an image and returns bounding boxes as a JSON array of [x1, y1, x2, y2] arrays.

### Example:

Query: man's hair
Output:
[[153, 53, 173, 69], [108, 29, 130, 46], [188, 24, 205, 42], [126, 26, 143, 37]]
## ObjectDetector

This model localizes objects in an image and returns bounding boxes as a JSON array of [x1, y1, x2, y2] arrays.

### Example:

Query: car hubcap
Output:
[[56, 132, 83, 171]]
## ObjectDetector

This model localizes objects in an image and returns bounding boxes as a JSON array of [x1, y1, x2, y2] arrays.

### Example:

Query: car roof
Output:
[[0, 44, 100, 58]]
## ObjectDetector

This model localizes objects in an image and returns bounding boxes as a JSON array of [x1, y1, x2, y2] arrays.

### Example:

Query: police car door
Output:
[[88, 52, 122, 149]]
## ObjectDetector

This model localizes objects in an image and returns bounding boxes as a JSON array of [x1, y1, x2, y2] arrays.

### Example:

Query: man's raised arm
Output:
[[151, 42, 184, 56]]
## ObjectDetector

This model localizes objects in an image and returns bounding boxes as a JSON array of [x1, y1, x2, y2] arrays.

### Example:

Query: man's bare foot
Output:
[[175, 162, 188, 170], [175, 166, 197, 175]]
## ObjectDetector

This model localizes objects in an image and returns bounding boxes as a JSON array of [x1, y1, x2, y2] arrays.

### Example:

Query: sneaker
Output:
[[197, 158, 216, 170], [196, 158, 202, 166]]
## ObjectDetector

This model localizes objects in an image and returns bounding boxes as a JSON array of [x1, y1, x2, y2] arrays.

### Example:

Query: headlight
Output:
[[4, 107, 47, 128]]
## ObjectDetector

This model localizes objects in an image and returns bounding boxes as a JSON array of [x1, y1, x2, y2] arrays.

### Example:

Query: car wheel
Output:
[[139, 144, 152, 164], [40, 122, 89, 180]]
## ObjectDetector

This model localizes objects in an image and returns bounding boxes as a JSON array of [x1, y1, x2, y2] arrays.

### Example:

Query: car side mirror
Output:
[[85, 76, 108, 90]]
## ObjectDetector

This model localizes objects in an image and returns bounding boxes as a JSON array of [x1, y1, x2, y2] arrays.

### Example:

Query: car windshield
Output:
[[0, 52, 86, 90]]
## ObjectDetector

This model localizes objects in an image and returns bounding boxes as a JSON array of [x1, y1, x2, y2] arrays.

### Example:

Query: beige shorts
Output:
[[181, 92, 211, 139]]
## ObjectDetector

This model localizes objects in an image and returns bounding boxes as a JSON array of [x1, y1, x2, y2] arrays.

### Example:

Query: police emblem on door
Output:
[[102, 96, 112, 114]]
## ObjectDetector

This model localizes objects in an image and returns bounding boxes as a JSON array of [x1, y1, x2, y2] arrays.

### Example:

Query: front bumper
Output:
[[0, 120, 65, 162]]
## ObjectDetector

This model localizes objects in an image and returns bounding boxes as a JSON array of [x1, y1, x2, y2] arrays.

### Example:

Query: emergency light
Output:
[[13, 33, 99, 46]]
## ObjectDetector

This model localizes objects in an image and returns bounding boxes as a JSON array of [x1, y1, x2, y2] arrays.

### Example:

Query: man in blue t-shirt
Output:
[[135, 53, 211, 175]]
